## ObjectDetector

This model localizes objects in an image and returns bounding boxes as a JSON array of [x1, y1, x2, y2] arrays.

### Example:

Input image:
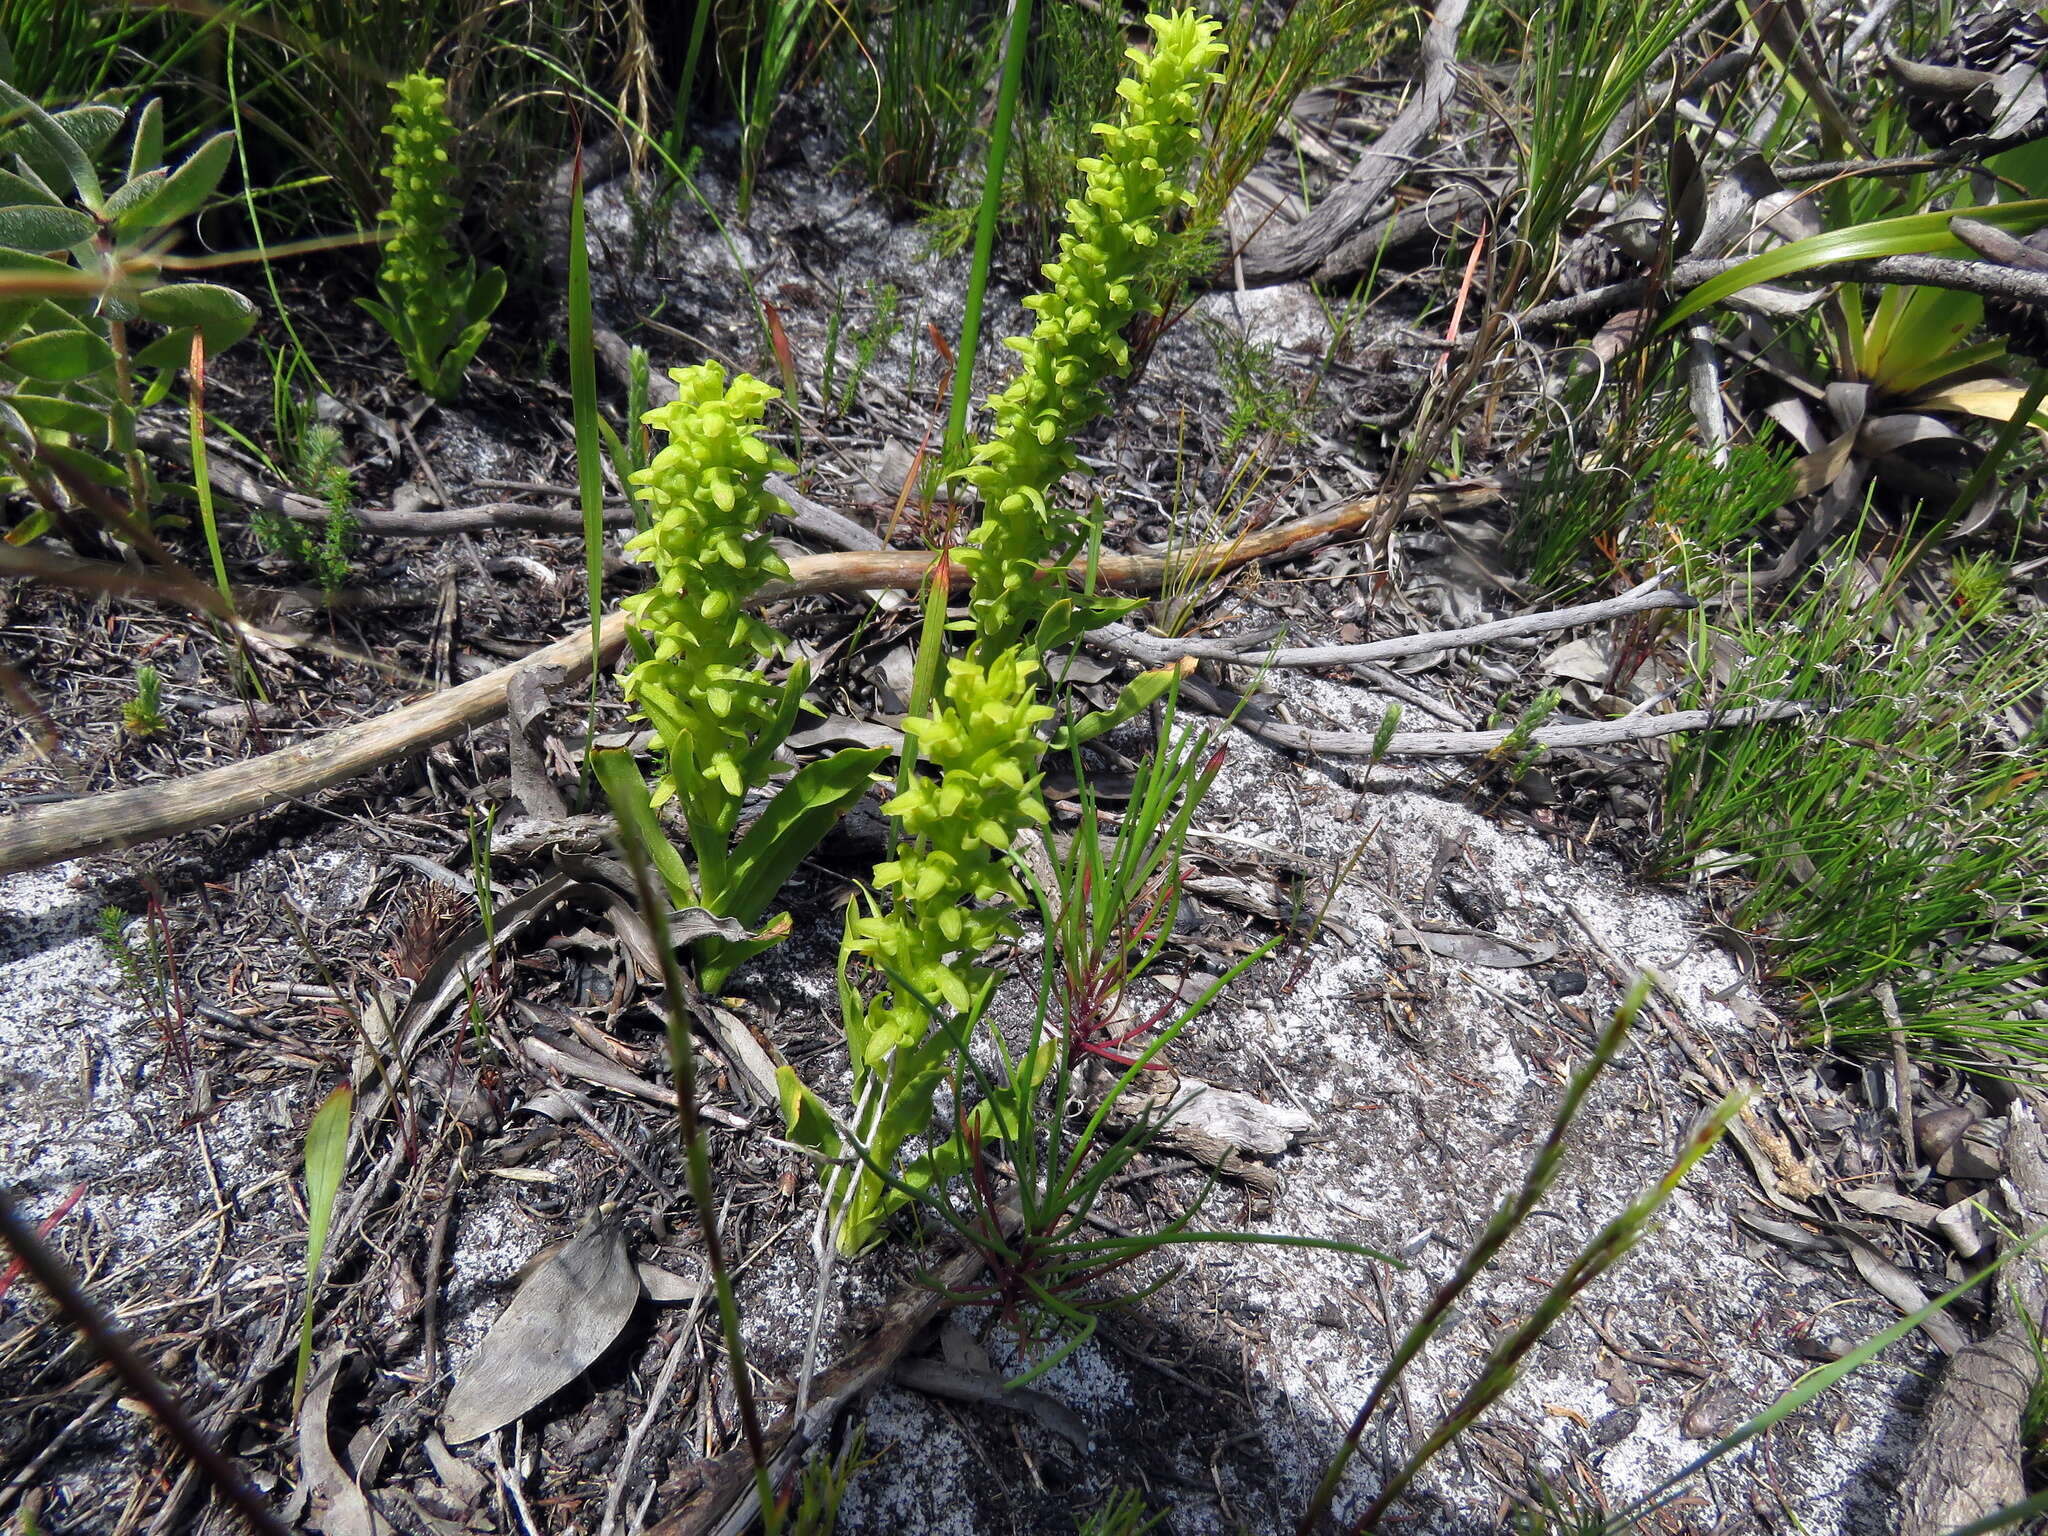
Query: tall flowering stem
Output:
[[789, 13, 1226, 1258], [958, 10, 1227, 651], [357, 74, 505, 402]]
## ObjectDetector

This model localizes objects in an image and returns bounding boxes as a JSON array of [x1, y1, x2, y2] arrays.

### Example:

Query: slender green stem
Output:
[[566, 150, 607, 717], [943, 0, 1035, 472], [612, 819, 777, 1530]]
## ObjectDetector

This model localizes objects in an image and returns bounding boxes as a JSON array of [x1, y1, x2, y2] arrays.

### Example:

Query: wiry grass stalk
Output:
[[1342, 1087, 1744, 1533], [609, 811, 778, 1530], [566, 149, 608, 711], [941, 0, 1034, 472], [1295, 979, 1651, 1533]]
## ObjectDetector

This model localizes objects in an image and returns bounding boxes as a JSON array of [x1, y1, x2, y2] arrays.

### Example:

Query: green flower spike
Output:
[[621, 363, 799, 855], [958, 10, 1226, 648], [359, 73, 507, 401]]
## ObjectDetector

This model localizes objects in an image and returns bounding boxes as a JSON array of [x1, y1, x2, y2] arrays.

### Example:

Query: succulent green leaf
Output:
[[7, 326, 112, 381], [1048, 664, 1181, 751]]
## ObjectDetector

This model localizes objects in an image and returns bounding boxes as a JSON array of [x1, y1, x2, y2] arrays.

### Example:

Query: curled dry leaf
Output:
[[442, 1207, 641, 1444], [296, 1352, 387, 1536]]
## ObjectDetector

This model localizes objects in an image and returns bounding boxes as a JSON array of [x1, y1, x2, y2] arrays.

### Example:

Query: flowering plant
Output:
[[781, 11, 1227, 1257], [357, 74, 506, 401], [604, 363, 886, 991]]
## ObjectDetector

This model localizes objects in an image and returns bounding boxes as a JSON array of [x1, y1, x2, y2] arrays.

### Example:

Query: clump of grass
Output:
[[1661, 556, 2048, 1065], [821, 279, 902, 418], [1513, 417, 1792, 587], [832, 0, 996, 213]]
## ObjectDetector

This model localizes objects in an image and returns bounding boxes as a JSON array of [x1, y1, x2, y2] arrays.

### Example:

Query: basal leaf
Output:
[[721, 746, 888, 929]]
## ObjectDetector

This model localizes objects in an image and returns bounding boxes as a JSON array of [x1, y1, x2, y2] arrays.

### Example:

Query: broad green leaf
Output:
[[50, 105, 124, 162], [721, 746, 889, 929], [136, 281, 255, 344], [591, 747, 697, 907], [0, 246, 81, 280], [127, 99, 163, 183], [7, 327, 111, 381], [292, 1083, 351, 1410], [0, 204, 93, 251], [36, 438, 123, 485], [1887, 339, 2007, 401], [104, 169, 165, 223], [1862, 282, 1981, 395], [6, 392, 108, 435], [119, 130, 234, 236], [462, 262, 507, 328], [1049, 663, 1180, 751], [0, 81, 103, 208], [1663, 198, 2048, 328]]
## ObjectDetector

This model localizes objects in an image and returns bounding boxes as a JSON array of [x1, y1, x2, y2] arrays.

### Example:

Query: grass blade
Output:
[[566, 147, 608, 716]]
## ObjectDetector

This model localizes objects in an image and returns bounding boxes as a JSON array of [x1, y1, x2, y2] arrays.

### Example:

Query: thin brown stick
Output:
[[0, 485, 1496, 874]]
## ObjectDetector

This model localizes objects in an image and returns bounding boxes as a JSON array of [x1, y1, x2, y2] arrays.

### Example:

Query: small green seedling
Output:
[[122, 664, 166, 737]]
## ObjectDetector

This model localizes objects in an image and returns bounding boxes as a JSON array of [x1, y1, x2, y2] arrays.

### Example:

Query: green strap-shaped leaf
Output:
[[591, 747, 698, 907], [719, 746, 889, 928], [1662, 197, 2048, 330], [6, 392, 109, 435], [292, 1082, 351, 1410], [1049, 663, 1180, 752]]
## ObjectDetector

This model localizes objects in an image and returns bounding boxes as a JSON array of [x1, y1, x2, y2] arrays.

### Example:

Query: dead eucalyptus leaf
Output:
[[893, 1355, 1094, 1456], [296, 1353, 387, 1536], [1394, 926, 1559, 969], [442, 1208, 640, 1444]]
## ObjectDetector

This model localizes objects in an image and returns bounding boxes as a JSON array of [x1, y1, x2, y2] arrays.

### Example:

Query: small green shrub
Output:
[[0, 79, 253, 530], [254, 418, 356, 593], [357, 74, 505, 402]]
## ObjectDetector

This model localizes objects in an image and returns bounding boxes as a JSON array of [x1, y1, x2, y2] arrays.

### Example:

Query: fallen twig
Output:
[[1091, 575, 1692, 668], [1232, 0, 1471, 285], [0, 484, 1499, 874], [1233, 699, 1818, 760], [1522, 252, 2048, 335]]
